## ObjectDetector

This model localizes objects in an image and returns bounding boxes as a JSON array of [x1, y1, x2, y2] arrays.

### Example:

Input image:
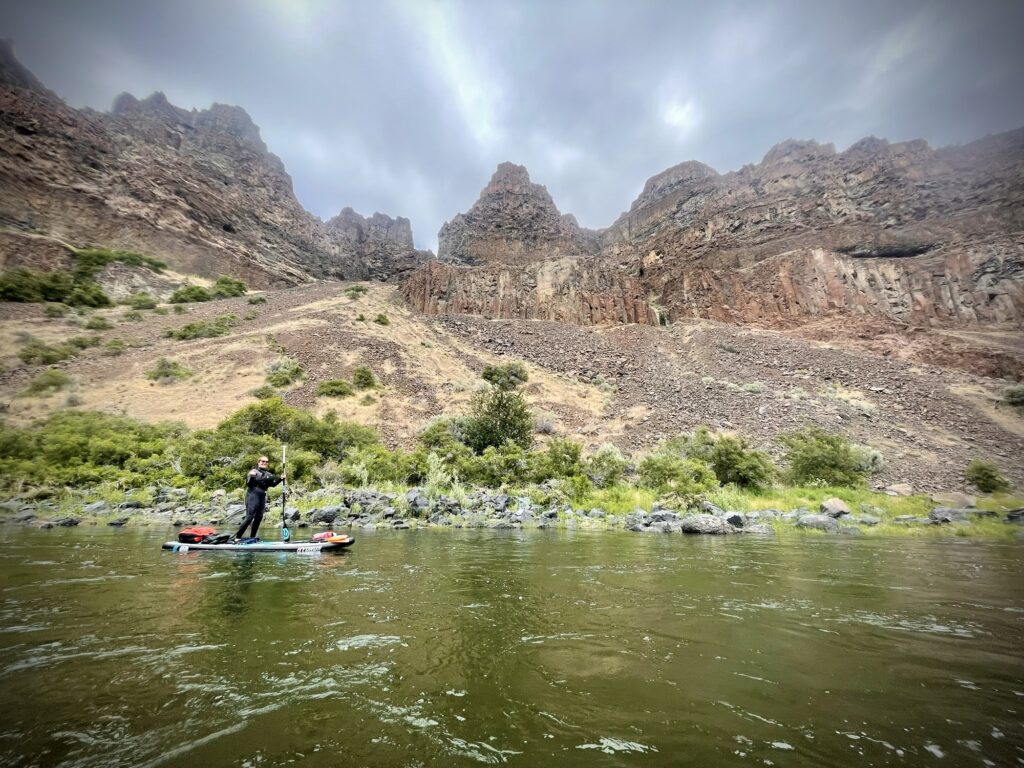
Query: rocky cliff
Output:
[[0, 42, 427, 287], [407, 131, 1024, 338]]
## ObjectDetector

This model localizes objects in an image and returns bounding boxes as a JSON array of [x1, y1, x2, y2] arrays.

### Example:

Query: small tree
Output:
[[586, 443, 629, 488], [462, 388, 534, 454], [780, 427, 868, 487], [352, 366, 377, 389], [964, 459, 1009, 493], [637, 454, 718, 496], [707, 435, 774, 489], [481, 362, 529, 391]]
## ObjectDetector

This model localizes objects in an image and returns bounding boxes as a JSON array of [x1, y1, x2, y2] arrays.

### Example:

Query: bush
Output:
[[18, 339, 75, 365], [780, 427, 868, 487], [247, 295, 266, 305], [211, 276, 247, 298], [165, 314, 238, 340], [152, 306, 168, 315], [964, 459, 1010, 493], [355, 314, 366, 322], [316, 379, 354, 398], [169, 285, 213, 303], [528, 438, 585, 483], [249, 384, 279, 400], [173, 304, 187, 314], [146, 358, 193, 384], [637, 453, 718, 496], [67, 335, 100, 350], [462, 387, 534, 454], [121, 310, 144, 322], [65, 282, 111, 307], [1004, 385, 1024, 410], [0, 268, 74, 303], [102, 339, 126, 356], [122, 292, 157, 310], [359, 394, 376, 406], [73, 248, 165, 277], [44, 303, 70, 318], [345, 285, 368, 299], [373, 313, 390, 326], [586, 444, 629, 488], [481, 362, 529, 391], [707, 435, 774, 489], [85, 315, 113, 330], [22, 369, 73, 397], [352, 366, 376, 389], [266, 357, 305, 387]]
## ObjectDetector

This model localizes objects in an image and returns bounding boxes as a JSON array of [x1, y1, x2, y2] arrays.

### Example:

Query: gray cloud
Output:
[[3, 0, 1023, 250]]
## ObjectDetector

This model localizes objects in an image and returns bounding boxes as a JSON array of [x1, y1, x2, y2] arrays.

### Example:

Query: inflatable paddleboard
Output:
[[162, 535, 354, 554]]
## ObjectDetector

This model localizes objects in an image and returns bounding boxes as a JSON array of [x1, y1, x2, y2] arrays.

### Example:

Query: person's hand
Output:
[[249, 469, 257, 476], [281, 473, 287, 481]]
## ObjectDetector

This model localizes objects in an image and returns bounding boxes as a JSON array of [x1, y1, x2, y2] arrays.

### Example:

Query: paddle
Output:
[[280, 444, 290, 542]]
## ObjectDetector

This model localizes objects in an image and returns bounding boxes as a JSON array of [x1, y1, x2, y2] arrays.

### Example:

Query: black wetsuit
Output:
[[234, 467, 283, 539]]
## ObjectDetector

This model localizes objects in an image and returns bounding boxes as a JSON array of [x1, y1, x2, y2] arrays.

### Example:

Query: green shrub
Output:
[[84, 315, 113, 330], [373, 313, 390, 326], [352, 366, 376, 389], [780, 427, 869, 487], [146, 358, 192, 383], [22, 369, 73, 397], [481, 362, 528, 391], [152, 306, 168, 315], [249, 384, 279, 400], [165, 314, 238, 340], [528, 438, 585, 483], [355, 314, 366, 322], [169, 285, 213, 304], [345, 284, 368, 299], [706, 435, 774, 489], [211, 276, 247, 298], [0, 268, 74, 303], [964, 459, 1010, 493], [359, 394, 376, 406], [465, 441, 530, 487], [173, 304, 187, 314], [586, 443, 629, 488], [316, 379, 354, 398], [247, 295, 267, 305], [44, 303, 70, 318], [102, 339, 126, 356], [462, 387, 534, 454], [121, 310, 144, 322], [122, 292, 157, 310], [637, 453, 717, 494], [68, 283, 111, 307], [73, 248, 165, 277], [18, 339, 75, 365], [266, 357, 305, 387], [1004, 385, 1024, 410], [67, 335, 101, 350]]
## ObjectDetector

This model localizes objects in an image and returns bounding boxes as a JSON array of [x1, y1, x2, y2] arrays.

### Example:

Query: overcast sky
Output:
[[3, 0, 1023, 250]]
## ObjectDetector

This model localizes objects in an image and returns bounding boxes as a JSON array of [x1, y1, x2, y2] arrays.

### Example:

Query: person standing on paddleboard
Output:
[[233, 456, 285, 541]]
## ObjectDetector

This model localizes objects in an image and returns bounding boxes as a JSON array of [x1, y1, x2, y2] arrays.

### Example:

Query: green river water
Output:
[[0, 526, 1021, 767]]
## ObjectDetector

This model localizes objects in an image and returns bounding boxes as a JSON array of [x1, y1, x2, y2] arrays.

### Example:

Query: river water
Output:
[[0, 526, 1021, 767]]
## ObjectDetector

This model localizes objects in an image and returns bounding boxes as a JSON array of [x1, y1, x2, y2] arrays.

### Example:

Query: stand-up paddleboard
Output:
[[162, 536, 354, 554]]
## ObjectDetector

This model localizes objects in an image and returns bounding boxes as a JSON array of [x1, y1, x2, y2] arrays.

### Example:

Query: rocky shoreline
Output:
[[2, 486, 1021, 538]]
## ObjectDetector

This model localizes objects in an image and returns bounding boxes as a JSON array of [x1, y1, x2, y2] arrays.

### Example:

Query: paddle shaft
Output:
[[281, 444, 289, 541]]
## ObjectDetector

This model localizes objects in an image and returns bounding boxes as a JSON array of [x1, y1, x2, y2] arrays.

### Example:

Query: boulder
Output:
[[82, 501, 109, 514], [885, 483, 914, 496], [53, 517, 81, 527], [743, 524, 775, 535], [796, 514, 839, 533], [699, 501, 726, 516], [930, 492, 977, 508], [678, 514, 734, 535], [929, 507, 969, 524], [310, 506, 341, 524], [108, 517, 129, 527], [819, 498, 851, 518], [851, 515, 882, 526], [118, 500, 144, 510], [724, 512, 744, 528]]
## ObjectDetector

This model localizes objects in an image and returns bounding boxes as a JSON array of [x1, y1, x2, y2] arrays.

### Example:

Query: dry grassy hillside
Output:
[[1, 281, 1021, 491]]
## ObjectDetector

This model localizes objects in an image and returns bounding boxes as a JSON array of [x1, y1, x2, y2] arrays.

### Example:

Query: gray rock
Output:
[[118, 500, 144, 510], [679, 514, 734, 535], [743, 524, 775, 535], [885, 483, 915, 496], [310, 506, 341, 524], [492, 494, 510, 512], [587, 508, 606, 519], [851, 515, 882, 526], [53, 517, 81, 527], [543, 508, 558, 519], [108, 517, 129, 527], [820, 498, 851, 518], [930, 492, 976, 508], [14, 512, 36, 523], [650, 510, 679, 523], [284, 507, 301, 522], [724, 512, 744, 527], [893, 515, 925, 525], [1005, 508, 1024, 523], [929, 507, 969, 524], [82, 501, 109, 514], [839, 526, 864, 536], [796, 514, 840, 533], [699, 501, 726, 516]]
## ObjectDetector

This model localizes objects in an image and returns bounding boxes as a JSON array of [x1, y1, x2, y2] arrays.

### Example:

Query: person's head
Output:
[[257, 456, 269, 468]]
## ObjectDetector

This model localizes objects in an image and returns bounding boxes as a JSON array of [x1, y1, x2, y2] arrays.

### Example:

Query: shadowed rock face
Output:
[[407, 129, 1024, 335], [0, 43, 427, 287]]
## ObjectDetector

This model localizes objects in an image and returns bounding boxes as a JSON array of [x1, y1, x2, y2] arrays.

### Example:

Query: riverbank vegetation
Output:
[[0, 361, 1018, 538]]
